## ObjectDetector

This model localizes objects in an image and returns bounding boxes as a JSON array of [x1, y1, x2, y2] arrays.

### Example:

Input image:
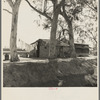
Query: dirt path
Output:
[[3, 56, 97, 64]]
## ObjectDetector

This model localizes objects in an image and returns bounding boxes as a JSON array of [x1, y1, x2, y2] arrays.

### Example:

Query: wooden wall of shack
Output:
[[29, 39, 89, 58]]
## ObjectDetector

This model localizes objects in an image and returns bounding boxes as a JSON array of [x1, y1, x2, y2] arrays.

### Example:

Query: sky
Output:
[[2, 0, 50, 48]]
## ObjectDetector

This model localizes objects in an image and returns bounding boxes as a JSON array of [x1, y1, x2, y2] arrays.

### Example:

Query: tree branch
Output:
[[45, 6, 53, 12], [25, 0, 52, 21], [14, 0, 22, 7], [3, 9, 13, 14], [86, 3, 97, 12], [6, 0, 13, 8], [60, 8, 70, 23], [88, 30, 97, 44]]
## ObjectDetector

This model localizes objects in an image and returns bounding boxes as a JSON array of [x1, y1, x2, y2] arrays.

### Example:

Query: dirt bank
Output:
[[3, 57, 97, 87]]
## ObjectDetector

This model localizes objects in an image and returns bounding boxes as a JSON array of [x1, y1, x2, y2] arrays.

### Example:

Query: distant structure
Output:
[[3, 48, 29, 60], [29, 39, 89, 58], [3, 39, 34, 60], [18, 39, 34, 52]]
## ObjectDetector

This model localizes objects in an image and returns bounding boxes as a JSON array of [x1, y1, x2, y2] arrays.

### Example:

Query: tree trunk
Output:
[[60, 7, 76, 58], [48, 1, 64, 86], [10, 7, 20, 62], [68, 20, 76, 58], [49, 2, 62, 59]]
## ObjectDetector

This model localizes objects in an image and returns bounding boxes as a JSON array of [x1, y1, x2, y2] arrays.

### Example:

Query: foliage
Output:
[[73, 2, 97, 47]]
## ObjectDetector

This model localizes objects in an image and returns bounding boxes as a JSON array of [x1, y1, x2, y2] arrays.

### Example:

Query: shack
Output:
[[29, 39, 89, 58]]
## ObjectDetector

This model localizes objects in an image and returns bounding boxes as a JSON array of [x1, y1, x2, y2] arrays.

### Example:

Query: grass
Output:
[[3, 58, 97, 87]]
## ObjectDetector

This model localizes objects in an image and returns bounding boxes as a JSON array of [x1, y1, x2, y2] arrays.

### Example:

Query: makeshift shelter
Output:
[[30, 39, 89, 58]]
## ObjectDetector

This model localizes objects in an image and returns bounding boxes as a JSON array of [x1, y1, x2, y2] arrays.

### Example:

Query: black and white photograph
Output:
[[2, 0, 98, 88]]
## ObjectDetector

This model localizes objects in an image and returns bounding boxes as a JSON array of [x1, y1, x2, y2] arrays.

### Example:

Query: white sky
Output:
[[2, 0, 50, 48]]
